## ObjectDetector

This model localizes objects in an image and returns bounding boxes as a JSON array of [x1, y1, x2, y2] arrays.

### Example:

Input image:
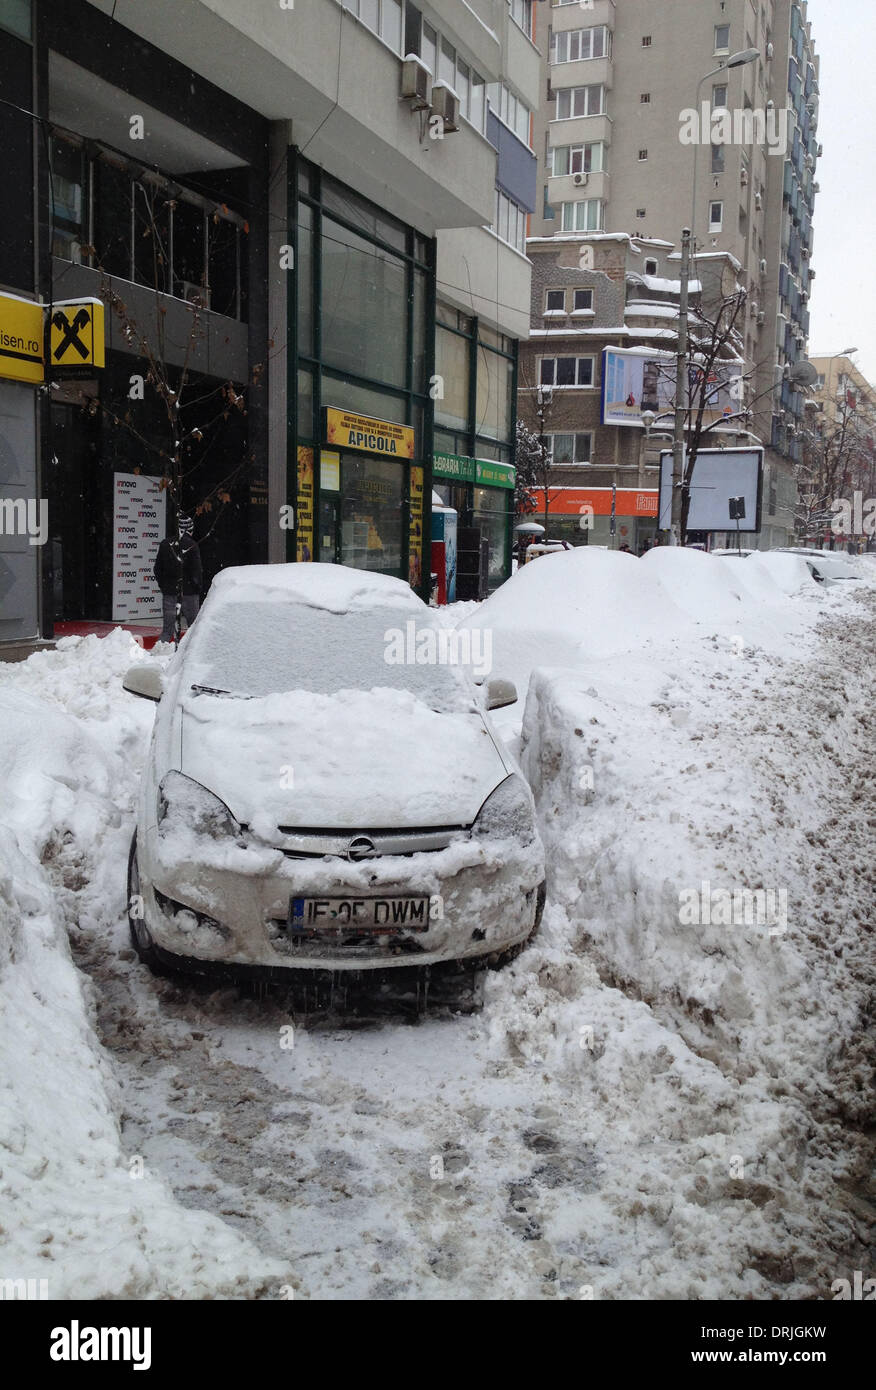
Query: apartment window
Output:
[[552, 25, 609, 63], [560, 199, 603, 232], [438, 35, 456, 86], [641, 35, 652, 47], [509, 0, 532, 33], [545, 290, 566, 312], [555, 85, 604, 119], [643, 259, 658, 276], [638, 149, 648, 161], [636, 208, 647, 219], [343, 0, 403, 51], [456, 57, 470, 119], [421, 19, 437, 74], [709, 200, 724, 230], [573, 288, 593, 311], [543, 184, 555, 220], [640, 93, 651, 104], [539, 356, 595, 387], [492, 190, 527, 254], [549, 432, 592, 464], [715, 24, 731, 53], [488, 82, 532, 145], [711, 141, 725, 173], [713, 84, 728, 108], [550, 141, 604, 175]]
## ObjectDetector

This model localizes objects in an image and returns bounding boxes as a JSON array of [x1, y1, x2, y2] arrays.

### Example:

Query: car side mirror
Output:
[[122, 663, 163, 701], [485, 677, 517, 710]]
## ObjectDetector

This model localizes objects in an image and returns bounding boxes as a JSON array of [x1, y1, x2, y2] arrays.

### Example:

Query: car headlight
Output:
[[157, 771, 242, 841], [472, 774, 536, 843]]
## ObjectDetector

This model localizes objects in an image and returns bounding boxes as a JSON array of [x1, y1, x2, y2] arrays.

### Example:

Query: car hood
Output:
[[178, 686, 509, 834]]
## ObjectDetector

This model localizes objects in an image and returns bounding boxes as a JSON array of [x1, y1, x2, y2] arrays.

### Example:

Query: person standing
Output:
[[154, 513, 202, 643]]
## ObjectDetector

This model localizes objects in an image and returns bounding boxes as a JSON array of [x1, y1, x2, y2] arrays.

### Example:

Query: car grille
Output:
[[273, 826, 468, 860]]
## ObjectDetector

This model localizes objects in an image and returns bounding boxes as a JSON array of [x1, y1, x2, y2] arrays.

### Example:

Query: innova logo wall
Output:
[[112, 473, 166, 623]]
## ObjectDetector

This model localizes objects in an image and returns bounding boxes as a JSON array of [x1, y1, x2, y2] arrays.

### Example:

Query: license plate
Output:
[[287, 895, 431, 934]]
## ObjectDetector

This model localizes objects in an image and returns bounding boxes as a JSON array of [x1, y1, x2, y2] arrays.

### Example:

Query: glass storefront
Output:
[[340, 454, 404, 574]]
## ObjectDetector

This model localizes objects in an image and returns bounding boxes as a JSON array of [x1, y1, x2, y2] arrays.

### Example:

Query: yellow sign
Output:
[[408, 464, 424, 590], [0, 292, 44, 384], [325, 407, 414, 459], [297, 446, 314, 562], [321, 450, 340, 491], [50, 299, 105, 371]]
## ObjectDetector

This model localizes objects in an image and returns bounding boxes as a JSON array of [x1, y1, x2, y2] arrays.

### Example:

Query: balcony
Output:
[[550, 56, 613, 91], [550, 0, 616, 35], [548, 170, 610, 205], [548, 113, 613, 148]]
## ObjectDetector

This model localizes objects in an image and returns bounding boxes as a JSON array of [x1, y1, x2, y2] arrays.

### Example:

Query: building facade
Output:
[[0, 0, 539, 651], [524, 0, 820, 550]]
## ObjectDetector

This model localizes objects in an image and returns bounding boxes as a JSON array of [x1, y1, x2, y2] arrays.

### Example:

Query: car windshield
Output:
[[183, 600, 481, 710]]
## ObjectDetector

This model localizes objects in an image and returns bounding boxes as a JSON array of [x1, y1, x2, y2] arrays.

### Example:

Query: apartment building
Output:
[[525, 0, 820, 549], [0, 0, 539, 650]]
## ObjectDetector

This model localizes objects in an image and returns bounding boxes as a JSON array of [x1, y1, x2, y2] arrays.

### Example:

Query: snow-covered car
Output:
[[775, 548, 863, 585], [122, 565, 545, 978]]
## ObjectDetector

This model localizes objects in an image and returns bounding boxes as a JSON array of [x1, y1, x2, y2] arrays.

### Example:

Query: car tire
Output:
[[127, 832, 170, 977]]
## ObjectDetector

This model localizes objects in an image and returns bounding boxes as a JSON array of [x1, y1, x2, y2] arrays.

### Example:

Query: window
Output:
[[488, 82, 533, 145], [545, 290, 566, 312], [550, 141, 604, 175], [640, 92, 651, 104], [0, 0, 31, 40], [421, 20, 437, 75], [713, 84, 728, 108], [555, 85, 604, 119], [509, 0, 531, 33], [552, 25, 609, 63], [492, 190, 527, 253], [560, 199, 603, 231], [715, 23, 730, 52], [380, 0, 402, 51], [470, 72, 485, 131], [548, 432, 592, 464], [711, 141, 725, 173], [50, 135, 85, 262], [573, 288, 593, 311], [643, 259, 658, 276], [641, 35, 652, 47], [543, 184, 555, 219], [539, 356, 595, 388], [438, 35, 456, 86], [638, 149, 648, 161], [709, 200, 724, 230], [636, 208, 647, 219], [456, 57, 470, 119]]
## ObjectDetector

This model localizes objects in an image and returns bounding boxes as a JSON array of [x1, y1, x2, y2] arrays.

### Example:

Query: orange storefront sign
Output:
[[532, 488, 658, 517]]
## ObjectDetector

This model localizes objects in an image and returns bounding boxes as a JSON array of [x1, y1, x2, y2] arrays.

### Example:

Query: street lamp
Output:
[[671, 47, 761, 544]]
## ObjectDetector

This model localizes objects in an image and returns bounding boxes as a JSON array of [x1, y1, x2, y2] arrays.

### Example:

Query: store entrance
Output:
[[339, 453, 404, 577]]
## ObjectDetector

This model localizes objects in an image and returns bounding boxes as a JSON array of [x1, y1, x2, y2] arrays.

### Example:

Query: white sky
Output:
[[805, 0, 876, 382]]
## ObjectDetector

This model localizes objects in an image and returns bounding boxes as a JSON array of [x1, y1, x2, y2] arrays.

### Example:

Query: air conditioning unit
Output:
[[401, 56, 432, 110], [572, 171, 589, 187], [755, 192, 762, 210], [760, 259, 768, 275], [812, 181, 820, 193], [757, 311, 766, 326], [801, 246, 809, 259], [430, 82, 460, 132], [740, 168, 749, 186], [766, 42, 774, 59], [817, 144, 823, 157]]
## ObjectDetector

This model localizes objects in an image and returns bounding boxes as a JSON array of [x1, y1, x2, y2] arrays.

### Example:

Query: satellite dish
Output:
[[787, 360, 819, 388]]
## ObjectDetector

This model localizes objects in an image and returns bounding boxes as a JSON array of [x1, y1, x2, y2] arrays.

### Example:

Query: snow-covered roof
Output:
[[209, 563, 422, 614]]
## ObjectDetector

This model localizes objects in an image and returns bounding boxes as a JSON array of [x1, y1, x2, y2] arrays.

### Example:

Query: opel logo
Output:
[[346, 835, 377, 862]]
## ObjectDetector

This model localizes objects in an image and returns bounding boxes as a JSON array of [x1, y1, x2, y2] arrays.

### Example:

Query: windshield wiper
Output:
[[190, 684, 234, 696]]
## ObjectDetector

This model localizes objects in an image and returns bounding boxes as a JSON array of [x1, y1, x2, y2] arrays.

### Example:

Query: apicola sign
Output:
[[324, 407, 415, 459]]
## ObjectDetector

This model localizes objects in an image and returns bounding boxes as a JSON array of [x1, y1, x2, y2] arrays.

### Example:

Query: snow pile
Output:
[[0, 631, 288, 1298]]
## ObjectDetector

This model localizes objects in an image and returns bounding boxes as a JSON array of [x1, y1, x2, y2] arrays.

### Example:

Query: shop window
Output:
[[435, 325, 470, 431], [50, 135, 85, 262], [321, 217, 408, 388], [476, 344, 513, 441], [340, 454, 404, 575], [321, 374, 408, 425], [297, 368, 315, 440], [473, 485, 510, 582]]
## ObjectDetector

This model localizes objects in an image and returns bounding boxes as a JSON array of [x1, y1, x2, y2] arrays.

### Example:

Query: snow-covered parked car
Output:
[[122, 564, 545, 979]]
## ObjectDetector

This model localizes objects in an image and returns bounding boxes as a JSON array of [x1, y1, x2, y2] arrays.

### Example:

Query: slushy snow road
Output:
[[1, 549, 873, 1299]]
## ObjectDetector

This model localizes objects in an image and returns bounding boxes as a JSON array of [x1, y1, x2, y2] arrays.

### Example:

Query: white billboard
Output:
[[601, 348, 743, 429], [658, 448, 764, 533], [112, 473, 166, 622]]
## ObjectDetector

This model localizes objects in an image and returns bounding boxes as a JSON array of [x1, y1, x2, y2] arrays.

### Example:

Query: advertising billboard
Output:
[[658, 448, 763, 533], [601, 348, 743, 429], [112, 473, 166, 622]]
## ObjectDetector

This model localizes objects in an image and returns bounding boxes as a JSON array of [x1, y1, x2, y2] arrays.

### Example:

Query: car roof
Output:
[[207, 563, 425, 615]]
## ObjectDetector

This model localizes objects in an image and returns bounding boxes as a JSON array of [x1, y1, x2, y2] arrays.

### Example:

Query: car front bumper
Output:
[[138, 827, 545, 971]]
